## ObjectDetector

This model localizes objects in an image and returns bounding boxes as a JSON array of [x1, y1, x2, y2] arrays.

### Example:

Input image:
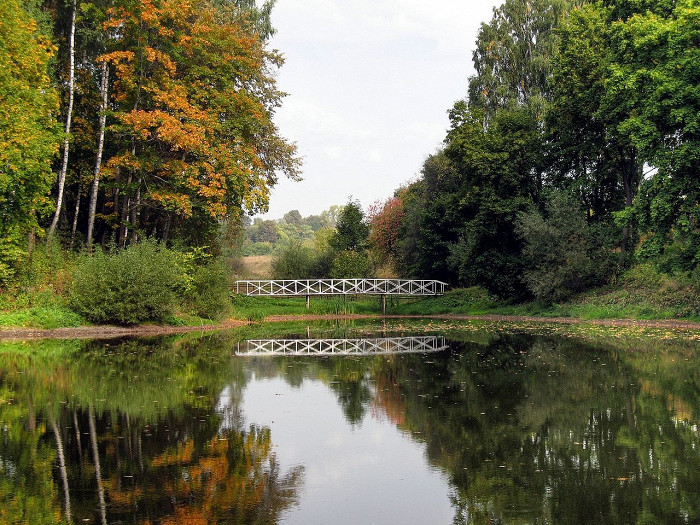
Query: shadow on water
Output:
[[0, 321, 699, 523]]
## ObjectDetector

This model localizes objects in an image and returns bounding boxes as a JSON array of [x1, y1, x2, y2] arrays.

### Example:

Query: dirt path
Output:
[[0, 319, 248, 341], [2, 313, 700, 341]]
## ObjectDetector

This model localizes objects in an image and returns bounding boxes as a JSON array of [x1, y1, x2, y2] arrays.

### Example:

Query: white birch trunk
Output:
[[86, 60, 109, 251], [48, 0, 77, 238]]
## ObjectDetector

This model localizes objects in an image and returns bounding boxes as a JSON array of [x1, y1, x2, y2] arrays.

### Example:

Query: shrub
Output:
[[517, 192, 621, 303], [184, 260, 232, 320], [70, 240, 184, 325]]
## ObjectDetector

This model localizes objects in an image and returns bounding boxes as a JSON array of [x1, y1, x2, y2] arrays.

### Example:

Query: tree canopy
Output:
[[0, 0, 299, 286]]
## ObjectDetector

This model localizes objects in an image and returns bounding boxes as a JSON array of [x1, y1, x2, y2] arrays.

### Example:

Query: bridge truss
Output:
[[235, 336, 449, 356], [234, 279, 448, 297]]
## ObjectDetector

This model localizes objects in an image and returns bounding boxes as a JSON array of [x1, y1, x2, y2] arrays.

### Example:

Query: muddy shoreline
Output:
[[2, 313, 700, 341]]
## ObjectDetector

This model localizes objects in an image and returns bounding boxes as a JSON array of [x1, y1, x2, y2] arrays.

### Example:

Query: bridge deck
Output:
[[236, 336, 448, 356], [234, 279, 447, 297]]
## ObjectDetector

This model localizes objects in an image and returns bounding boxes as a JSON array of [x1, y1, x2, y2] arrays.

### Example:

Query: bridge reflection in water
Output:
[[235, 336, 448, 356]]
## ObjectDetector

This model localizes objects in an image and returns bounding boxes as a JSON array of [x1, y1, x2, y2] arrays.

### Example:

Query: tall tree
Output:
[[101, 0, 299, 245], [469, 0, 571, 117], [546, 3, 642, 252], [444, 104, 543, 298], [86, 59, 110, 251], [0, 0, 59, 282], [368, 196, 406, 266], [330, 200, 369, 252], [47, 0, 77, 238], [608, 0, 700, 269]]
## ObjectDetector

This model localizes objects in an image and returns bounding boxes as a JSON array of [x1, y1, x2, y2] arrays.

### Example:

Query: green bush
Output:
[[184, 260, 232, 320], [517, 192, 621, 303], [70, 240, 184, 325], [242, 241, 274, 256]]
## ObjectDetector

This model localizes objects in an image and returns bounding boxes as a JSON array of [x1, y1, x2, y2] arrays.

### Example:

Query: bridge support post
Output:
[[381, 295, 386, 315]]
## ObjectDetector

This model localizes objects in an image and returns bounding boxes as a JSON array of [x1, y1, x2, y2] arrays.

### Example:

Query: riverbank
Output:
[[3, 312, 700, 341], [2, 263, 699, 338]]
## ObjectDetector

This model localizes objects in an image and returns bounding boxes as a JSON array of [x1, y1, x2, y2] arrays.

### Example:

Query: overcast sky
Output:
[[256, 0, 502, 219]]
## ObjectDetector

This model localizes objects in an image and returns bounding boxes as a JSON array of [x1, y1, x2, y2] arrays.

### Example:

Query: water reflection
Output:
[[0, 325, 699, 524], [236, 336, 448, 355]]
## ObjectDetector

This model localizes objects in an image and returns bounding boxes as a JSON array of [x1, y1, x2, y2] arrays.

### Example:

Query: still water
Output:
[[1, 321, 699, 524]]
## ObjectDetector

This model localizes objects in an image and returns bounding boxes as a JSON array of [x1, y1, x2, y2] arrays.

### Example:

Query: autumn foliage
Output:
[[101, 0, 299, 238], [1, 0, 299, 284], [368, 196, 406, 264]]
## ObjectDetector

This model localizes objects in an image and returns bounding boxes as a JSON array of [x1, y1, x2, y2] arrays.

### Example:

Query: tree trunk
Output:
[[28, 227, 36, 256], [70, 184, 81, 249], [620, 150, 642, 253], [48, 0, 77, 239], [163, 211, 173, 245], [73, 409, 83, 463], [88, 405, 108, 525], [130, 175, 142, 244], [118, 178, 131, 249], [51, 418, 72, 523], [87, 61, 110, 252]]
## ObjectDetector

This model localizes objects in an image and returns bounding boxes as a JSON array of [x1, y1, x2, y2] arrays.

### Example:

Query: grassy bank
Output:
[[228, 265, 700, 322], [3, 260, 699, 330], [391, 265, 700, 321]]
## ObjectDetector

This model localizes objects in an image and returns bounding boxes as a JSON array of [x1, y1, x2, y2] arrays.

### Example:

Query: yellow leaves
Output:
[[100, 0, 297, 228], [144, 46, 176, 75], [150, 191, 193, 217], [100, 50, 135, 66], [140, 0, 159, 25]]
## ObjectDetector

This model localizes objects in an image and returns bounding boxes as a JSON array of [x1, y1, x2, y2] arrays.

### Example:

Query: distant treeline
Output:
[[242, 206, 343, 256]]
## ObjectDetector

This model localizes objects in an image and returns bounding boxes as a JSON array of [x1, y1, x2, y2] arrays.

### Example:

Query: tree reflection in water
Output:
[[0, 326, 699, 524], [0, 335, 304, 524], [364, 334, 700, 524]]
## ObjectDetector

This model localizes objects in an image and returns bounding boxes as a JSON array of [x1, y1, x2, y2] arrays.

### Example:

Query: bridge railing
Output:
[[235, 336, 448, 356], [233, 279, 448, 297]]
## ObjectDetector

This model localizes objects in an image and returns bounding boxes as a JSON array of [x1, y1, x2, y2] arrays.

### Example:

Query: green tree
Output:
[[469, 0, 570, 117], [546, 3, 641, 251], [329, 250, 372, 278], [443, 105, 544, 298], [283, 209, 302, 225], [606, 0, 700, 271], [396, 151, 460, 282], [271, 241, 316, 278], [0, 0, 59, 283], [330, 200, 369, 252]]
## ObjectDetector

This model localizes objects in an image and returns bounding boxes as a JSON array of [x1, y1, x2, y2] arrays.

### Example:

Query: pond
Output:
[[1, 320, 699, 524]]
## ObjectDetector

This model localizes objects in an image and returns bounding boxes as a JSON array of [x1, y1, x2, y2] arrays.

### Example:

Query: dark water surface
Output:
[[1, 321, 699, 524]]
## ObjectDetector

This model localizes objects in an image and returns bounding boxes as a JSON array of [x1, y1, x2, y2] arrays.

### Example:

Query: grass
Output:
[[231, 294, 384, 320], [239, 255, 273, 279], [391, 266, 700, 321]]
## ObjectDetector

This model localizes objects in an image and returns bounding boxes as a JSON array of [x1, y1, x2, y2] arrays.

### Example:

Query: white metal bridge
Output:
[[235, 336, 449, 356], [234, 279, 448, 297]]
